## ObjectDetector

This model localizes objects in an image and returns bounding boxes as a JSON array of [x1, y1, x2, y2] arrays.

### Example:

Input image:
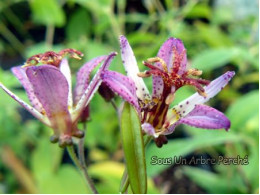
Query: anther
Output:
[[137, 71, 151, 78], [147, 57, 168, 72], [187, 68, 203, 76], [165, 93, 175, 105], [198, 90, 207, 97]]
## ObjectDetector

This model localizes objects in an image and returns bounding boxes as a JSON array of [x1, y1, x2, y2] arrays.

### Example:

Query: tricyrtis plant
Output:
[[0, 37, 235, 194]]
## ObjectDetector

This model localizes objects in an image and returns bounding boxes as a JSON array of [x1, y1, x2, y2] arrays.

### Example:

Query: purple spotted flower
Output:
[[102, 36, 235, 147], [0, 49, 117, 147]]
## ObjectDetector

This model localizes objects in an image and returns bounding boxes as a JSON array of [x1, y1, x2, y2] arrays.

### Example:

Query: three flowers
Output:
[[0, 36, 235, 147]]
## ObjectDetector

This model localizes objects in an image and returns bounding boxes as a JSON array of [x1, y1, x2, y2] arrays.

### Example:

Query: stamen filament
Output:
[[147, 57, 168, 72]]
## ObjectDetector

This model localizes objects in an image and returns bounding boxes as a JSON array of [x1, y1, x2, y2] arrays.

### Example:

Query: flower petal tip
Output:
[[225, 121, 231, 132], [228, 71, 235, 78], [110, 51, 118, 56], [119, 35, 128, 48]]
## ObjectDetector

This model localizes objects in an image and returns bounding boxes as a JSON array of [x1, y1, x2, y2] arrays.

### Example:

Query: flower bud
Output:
[[79, 105, 91, 123], [98, 82, 115, 102]]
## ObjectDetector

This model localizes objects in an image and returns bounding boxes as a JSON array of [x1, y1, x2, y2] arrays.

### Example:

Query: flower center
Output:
[[140, 57, 210, 97], [23, 48, 83, 67], [138, 49, 210, 134]]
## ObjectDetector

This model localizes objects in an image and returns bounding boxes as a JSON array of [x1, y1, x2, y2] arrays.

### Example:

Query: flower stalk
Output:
[[67, 145, 98, 194]]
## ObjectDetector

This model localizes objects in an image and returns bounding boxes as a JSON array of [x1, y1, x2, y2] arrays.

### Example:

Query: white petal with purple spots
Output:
[[167, 71, 235, 123], [120, 35, 151, 101]]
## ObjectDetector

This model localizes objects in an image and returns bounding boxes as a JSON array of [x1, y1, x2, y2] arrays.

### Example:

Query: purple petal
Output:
[[165, 105, 231, 134], [73, 52, 117, 121], [157, 37, 187, 75], [59, 59, 73, 108], [101, 70, 140, 112], [11, 66, 44, 113], [167, 71, 235, 123], [73, 56, 107, 104], [0, 81, 50, 126], [142, 123, 158, 138], [152, 76, 164, 99], [119, 35, 151, 101], [26, 65, 72, 135]]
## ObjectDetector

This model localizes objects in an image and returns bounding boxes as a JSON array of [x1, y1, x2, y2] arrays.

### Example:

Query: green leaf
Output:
[[29, 0, 65, 27], [66, 8, 91, 41], [242, 144, 259, 191], [121, 102, 147, 193], [195, 23, 233, 47], [146, 131, 242, 177], [31, 139, 88, 193], [181, 166, 246, 193], [31, 138, 63, 183], [192, 48, 239, 71], [226, 90, 259, 133], [89, 161, 125, 194], [73, 0, 112, 13], [185, 4, 211, 19], [39, 165, 89, 193]]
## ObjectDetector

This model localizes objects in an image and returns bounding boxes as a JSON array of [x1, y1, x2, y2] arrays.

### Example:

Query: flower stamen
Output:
[[23, 49, 84, 68], [146, 57, 168, 72]]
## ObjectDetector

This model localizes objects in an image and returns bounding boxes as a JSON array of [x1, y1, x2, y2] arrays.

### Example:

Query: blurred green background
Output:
[[0, 0, 258, 193]]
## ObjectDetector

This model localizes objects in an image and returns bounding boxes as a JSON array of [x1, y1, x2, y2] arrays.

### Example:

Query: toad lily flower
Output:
[[101, 36, 235, 147], [0, 49, 117, 147]]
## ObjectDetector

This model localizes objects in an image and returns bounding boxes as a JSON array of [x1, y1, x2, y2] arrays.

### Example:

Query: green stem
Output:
[[67, 145, 98, 194], [78, 123, 87, 167], [0, 21, 25, 56], [45, 24, 55, 48], [120, 136, 153, 193]]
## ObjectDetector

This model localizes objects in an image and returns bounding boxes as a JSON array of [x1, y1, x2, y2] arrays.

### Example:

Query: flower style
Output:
[[101, 36, 235, 147], [0, 49, 117, 147]]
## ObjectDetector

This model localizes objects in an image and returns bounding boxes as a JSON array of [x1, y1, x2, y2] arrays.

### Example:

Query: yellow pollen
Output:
[[152, 97, 159, 104], [171, 108, 180, 122], [187, 68, 203, 76]]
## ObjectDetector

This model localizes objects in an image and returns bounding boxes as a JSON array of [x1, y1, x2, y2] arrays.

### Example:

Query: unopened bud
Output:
[[73, 130, 85, 138], [79, 105, 91, 123], [50, 135, 59, 143], [98, 82, 115, 102]]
